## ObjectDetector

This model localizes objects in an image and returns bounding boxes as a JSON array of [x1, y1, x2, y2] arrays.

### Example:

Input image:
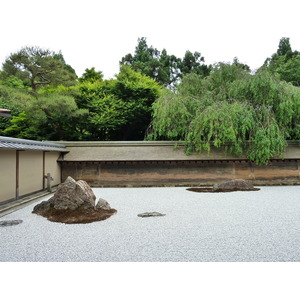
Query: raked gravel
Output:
[[0, 186, 300, 262]]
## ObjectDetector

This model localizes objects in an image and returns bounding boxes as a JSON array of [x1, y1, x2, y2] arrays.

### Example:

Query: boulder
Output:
[[214, 179, 255, 191], [32, 176, 117, 224], [187, 179, 260, 193], [34, 176, 95, 212]]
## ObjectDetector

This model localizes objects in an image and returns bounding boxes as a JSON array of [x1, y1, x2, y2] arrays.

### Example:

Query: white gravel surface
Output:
[[1, 186, 300, 262]]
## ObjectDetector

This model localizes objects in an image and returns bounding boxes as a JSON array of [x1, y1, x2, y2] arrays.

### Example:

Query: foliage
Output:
[[120, 37, 211, 87], [149, 63, 300, 164], [263, 37, 300, 86], [3, 92, 88, 140], [1, 46, 77, 92], [75, 65, 162, 140], [0, 78, 87, 140], [1, 39, 299, 149], [79, 67, 103, 83], [0, 83, 33, 134]]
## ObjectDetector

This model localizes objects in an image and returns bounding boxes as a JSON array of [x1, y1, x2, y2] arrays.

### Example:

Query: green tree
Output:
[[263, 37, 300, 86], [0, 83, 33, 135], [76, 65, 162, 140], [1, 46, 77, 92], [79, 67, 104, 83], [3, 93, 87, 140], [179, 50, 211, 78], [120, 37, 210, 87], [149, 63, 300, 164], [121, 37, 164, 84], [276, 37, 292, 56]]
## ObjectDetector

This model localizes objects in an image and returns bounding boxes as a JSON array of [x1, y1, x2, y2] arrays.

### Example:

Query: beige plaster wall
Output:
[[19, 151, 43, 196], [61, 160, 300, 187], [45, 152, 61, 186], [0, 150, 16, 203]]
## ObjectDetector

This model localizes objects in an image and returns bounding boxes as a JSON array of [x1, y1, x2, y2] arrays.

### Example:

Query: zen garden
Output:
[[0, 37, 300, 262]]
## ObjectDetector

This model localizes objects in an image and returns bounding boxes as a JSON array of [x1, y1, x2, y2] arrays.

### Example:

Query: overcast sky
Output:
[[1, 0, 299, 79]]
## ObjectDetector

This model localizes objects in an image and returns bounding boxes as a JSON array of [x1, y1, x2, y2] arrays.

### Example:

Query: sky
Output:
[[1, 0, 300, 79]]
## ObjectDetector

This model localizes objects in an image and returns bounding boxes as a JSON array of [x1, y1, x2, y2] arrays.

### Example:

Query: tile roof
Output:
[[59, 141, 300, 162], [59, 141, 245, 161], [0, 136, 68, 152]]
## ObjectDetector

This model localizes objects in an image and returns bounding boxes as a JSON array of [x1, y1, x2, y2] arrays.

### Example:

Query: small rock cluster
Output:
[[32, 176, 117, 224]]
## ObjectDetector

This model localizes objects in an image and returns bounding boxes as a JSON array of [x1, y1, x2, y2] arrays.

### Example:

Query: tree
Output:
[[75, 65, 162, 140], [149, 63, 300, 164], [79, 67, 103, 83], [1, 46, 77, 92], [121, 37, 163, 84], [120, 37, 210, 87], [3, 93, 88, 140], [0, 83, 33, 135], [179, 50, 211, 77], [263, 37, 300, 86], [276, 37, 292, 56]]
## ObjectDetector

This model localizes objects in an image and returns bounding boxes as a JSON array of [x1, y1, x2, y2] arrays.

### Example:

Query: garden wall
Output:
[[0, 137, 67, 204], [59, 141, 300, 187]]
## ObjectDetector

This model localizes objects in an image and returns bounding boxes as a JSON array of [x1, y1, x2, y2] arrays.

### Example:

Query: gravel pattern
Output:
[[0, 186, 300, 262]]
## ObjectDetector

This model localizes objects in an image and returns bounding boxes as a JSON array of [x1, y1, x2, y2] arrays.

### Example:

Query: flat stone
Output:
[[0, 220, 23, 227], [137, 212, 166, 218]]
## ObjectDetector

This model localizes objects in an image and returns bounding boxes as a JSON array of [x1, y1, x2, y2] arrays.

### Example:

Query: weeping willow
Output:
[[149, 63, 300, 164]]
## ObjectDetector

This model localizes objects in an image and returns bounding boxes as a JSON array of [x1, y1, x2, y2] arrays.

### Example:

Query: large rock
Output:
[[187, 179, 260, 193], [34, 176, 96, 211], [32, 177, 117, 224], [213, 179, 258, 191]]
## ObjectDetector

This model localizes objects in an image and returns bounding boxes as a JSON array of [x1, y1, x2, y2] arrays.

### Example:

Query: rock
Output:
[[96, 198, 112, 210], [215, 179, 254, 190], [32, 176, 117, 224], [0, 220, 23, 227], [213, 179, 259, 192], [187, 179, 260, 193], [138, 212, 166, 218], [33, 176, 96, 212]]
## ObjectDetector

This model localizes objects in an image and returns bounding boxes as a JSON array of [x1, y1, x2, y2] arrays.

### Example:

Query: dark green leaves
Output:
[[2, 46, 77, 92], [150, 63, 300, 164]]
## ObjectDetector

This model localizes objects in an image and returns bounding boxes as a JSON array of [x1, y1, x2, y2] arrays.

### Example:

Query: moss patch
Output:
[[33, 207, 117, 224], [187, 187, 260, 193]]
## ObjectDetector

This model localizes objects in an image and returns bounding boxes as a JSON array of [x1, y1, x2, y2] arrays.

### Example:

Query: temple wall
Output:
[[61, 159, 300, 187]]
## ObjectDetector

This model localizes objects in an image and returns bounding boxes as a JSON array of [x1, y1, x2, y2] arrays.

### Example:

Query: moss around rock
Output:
[[32, 176, 117, 224], [33, 206, 117, 224]]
